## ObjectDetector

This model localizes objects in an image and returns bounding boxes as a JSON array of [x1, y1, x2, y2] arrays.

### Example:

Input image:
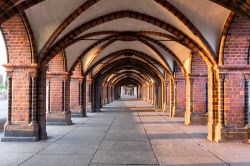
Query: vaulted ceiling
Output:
[[1, 0, 249, 82]]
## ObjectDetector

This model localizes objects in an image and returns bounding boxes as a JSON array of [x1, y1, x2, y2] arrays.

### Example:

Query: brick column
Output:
[[93, 84, 101, 112], [6, 71, 12, 125], [172, 80, 177, 116], [245, 75, 250, 128], [100, 85, 104, 107], [85, 77, 92, 112], [46, 79, 51, 113], [165, 81, 169, 113], [160, 81, 165, 112], [155, 83, 160, 111], [214, 73, 225, 142], [185, 76, 193, 125], [105, 84, 109, 104], [111, 85, 114, 101], [151, 83, 154, 105], [244, 74, 250, 141], [107, 85, 109, 103], [161, 82, 165, 112], [81, 77, 87, 117], [37, 66, 48, 140], [169, 79, 175, 117], [30, 72, 38, 126], [1, 64, 39, 141], [46, 72, 72, 125]]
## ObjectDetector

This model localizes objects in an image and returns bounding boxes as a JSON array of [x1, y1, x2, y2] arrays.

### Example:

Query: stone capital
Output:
[[219, 73, 226, 81], [29, 71, 37, 79], [6, 71, 13, 78], [3, 63, 38, 72], [244, 73, 250, 80], [46, 72, 69, 80]]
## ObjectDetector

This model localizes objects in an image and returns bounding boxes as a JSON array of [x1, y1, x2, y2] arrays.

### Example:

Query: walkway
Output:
[[1, 99, 250, 166]]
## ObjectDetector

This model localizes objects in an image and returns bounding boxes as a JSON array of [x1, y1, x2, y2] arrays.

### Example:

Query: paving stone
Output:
[[157, 156, 226, 166], [1, 100, 250, 166], [20, 155, 92, 166], [91, 150, 158, 165], [39, 143, 98, 155], [0, 153, 35, 166], [98, 141, 152, 151]]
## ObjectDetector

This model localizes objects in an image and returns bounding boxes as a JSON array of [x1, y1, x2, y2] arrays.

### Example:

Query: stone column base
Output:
[[71, 107, 86, 117], [1, 123, 39, 142], [93, 107, 101, 112], [220, 127, 248, 143], [190, 113, 208, 125], [174, 109, 185, 117], [47, 112, 72, 125], [71, 112, 85, 117], [248, 128, 250, 141]]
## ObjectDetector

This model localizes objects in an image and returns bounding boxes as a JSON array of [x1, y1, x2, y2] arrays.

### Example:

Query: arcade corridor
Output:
[[1, 99, 250, 166], [0, 0, 250, 165]]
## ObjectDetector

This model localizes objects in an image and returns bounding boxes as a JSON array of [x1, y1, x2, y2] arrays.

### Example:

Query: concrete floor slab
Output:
[[20, 155, 92, 166], [91, 150, 159, 165], [39, 143, 99, 155], [98, 141, 153, 151], [0, 153, 35, 166], [1, 100, 250, 166]]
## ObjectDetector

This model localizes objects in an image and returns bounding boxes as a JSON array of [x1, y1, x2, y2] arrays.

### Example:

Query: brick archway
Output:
[[0, 2, 249, 144]]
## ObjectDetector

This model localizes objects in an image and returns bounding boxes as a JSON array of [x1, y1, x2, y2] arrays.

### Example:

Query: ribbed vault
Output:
[[1, 0, 244, 76]]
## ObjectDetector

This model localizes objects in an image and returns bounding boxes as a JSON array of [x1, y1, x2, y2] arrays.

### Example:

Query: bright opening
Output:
[[0, 29, 7, 126], [120, 85, 138, 99]]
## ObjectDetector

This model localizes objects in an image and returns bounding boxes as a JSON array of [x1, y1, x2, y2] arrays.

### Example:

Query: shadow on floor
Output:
[[148, 133, 207, 139], [101, 108, 155, 112], [119, 98, 141, 101], [160, 163, 250, 166], [139, 121, 184, 125]]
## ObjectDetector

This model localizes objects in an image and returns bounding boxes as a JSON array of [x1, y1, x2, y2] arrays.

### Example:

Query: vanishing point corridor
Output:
[[0, 1, 250, 166], [1, 99, 250, 166]]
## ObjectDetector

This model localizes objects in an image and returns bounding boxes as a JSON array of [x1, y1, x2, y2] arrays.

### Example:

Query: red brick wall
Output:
[[11, 71, 30, 122], [47, 53, 65, 112], [85, 75, 92, 112], [192, 77, 207, 113], [174, 64, 186, 112], [224, 73, 245, 127], [70, 79, 80, 109], [72, 62, 82, 76], [70, 62, 82, 112], [176, 81, 186, 111], [166, 76, 171, 112], [191, 54, 208, 74], [223, 15, 250, 65], [50, 77, 63, 112], [48, 53, 65, 72], [1, 15, 32, 63], [103, 84, 107, 103], [191, 53, 208, 114]]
